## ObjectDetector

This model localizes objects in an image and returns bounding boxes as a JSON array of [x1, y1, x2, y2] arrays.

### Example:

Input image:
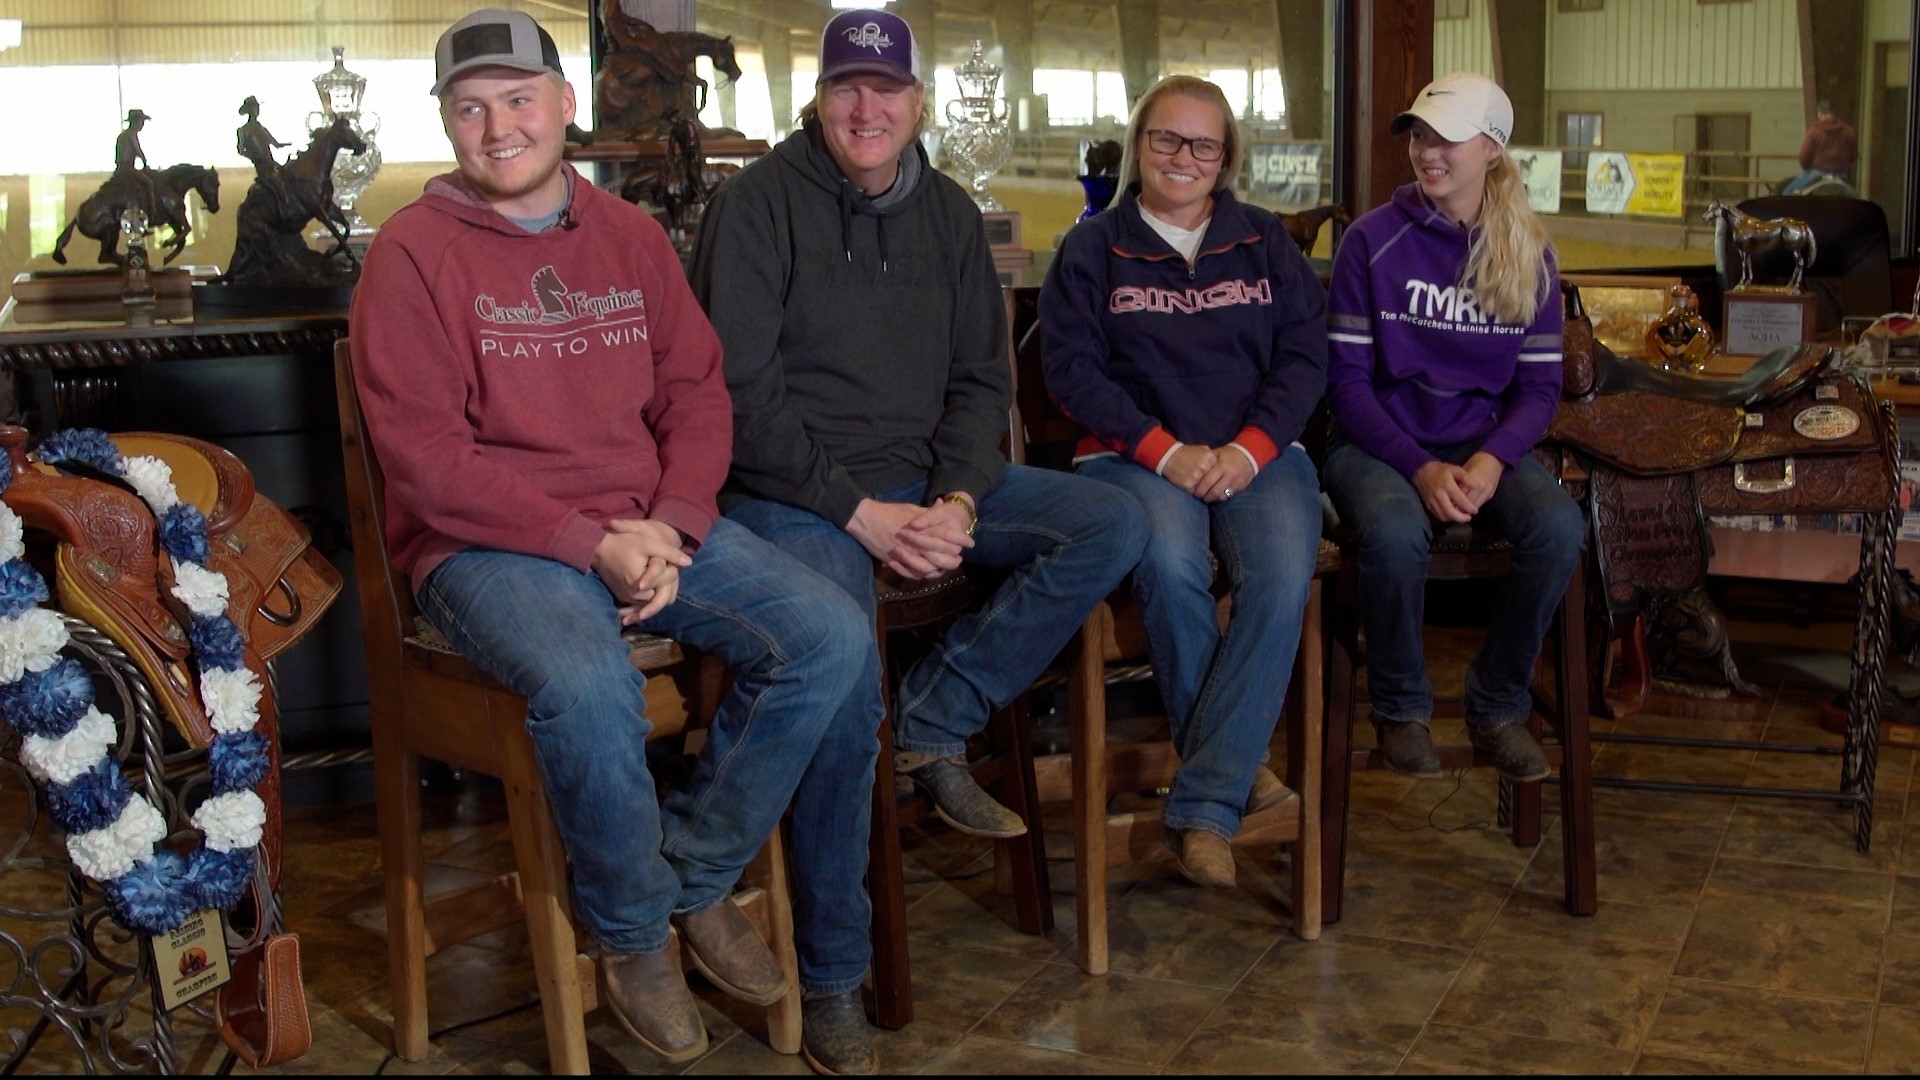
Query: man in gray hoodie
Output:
[[691, 9, 1146, 1056]]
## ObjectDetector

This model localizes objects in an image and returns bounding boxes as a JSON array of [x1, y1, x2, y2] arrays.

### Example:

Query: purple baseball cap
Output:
[[818, 9, 919, 85]]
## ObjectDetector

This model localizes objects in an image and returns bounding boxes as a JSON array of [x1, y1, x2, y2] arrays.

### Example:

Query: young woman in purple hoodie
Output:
[[1323, 71, 1585, 783]]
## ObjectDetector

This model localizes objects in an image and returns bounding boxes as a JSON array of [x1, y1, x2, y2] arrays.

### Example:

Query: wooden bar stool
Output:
[[866, 566, 1053, 1029], [1319, 523, 1597, 924], [1036, 540, 1337, 974], [336, 343, 802, 1073]]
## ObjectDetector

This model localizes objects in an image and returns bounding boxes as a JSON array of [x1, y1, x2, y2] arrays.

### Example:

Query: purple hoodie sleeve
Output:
[[1478, 263, 1565, 467], [1326, 228, 1437, 479]]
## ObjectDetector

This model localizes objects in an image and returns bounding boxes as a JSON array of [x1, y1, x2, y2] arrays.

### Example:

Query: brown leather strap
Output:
[[215, 933, 311, 1067]]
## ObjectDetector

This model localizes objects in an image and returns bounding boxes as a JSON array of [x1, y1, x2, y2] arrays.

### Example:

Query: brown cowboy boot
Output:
[[601, 949, 708, 1064], [673, 899, 790, 1007], [1246, 764, 1294, 814]]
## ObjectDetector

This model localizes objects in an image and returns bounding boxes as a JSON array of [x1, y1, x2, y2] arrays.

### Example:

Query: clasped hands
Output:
[[848, 495, 975, 580], [1162, 444, 1253, 503], [593, 519, 691, 625], [1413, 452, 1506, 524]]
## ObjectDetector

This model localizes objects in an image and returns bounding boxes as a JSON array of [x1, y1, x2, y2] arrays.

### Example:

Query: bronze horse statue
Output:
[[594, 0, 743, 138], [1277, 203, 1350, 256], [241, 116, 366, 264], [1704, 196, 1818, 291], [224, 116, 366, 283], [616, 112, 735, 232], [51, 163, 221, 267]]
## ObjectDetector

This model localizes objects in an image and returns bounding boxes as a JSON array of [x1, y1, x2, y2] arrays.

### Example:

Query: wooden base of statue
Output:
[[11, 268, 196, 305], [567, 137, 770, 167]]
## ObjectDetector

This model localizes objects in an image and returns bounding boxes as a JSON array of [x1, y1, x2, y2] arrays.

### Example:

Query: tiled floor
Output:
[[9, 632, 1920, 1074]]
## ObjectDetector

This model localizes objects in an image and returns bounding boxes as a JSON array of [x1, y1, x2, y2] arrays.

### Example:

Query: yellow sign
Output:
[[1624, 154, 1686, 218]]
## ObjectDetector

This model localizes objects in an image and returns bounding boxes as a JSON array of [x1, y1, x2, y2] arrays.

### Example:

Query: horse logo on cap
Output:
[[844, 21, 893, 53]]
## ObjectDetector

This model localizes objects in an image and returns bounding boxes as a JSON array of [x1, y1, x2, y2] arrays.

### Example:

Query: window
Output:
[[1561, 112, 1603, 149], [1437, 0, 1470, 19]]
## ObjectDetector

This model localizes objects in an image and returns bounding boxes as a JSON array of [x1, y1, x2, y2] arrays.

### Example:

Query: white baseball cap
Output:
[[1389, 72, 1513, 146]]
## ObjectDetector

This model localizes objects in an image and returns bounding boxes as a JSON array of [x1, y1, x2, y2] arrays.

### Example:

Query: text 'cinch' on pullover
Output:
[[1038, 184, 1328, 471], [348, 166, 732, 594], [1325, 183, 1563, 479]]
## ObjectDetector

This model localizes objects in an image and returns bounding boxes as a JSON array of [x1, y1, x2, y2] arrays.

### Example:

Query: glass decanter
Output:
[[1645, 284, 1715, 372]]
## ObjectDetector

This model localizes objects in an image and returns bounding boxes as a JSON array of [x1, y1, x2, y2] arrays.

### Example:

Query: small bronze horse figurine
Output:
[[51, 163, 221, 267], [1276, 203, 1350, 256], [1704, 196, 1818, 291]]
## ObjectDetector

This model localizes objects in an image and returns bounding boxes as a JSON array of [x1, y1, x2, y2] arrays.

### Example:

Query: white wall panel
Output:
[[1433, 0, 1494, 80], [1547, 0, 1802, 91]]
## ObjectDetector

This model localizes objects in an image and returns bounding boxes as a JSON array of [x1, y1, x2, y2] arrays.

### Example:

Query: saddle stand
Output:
[[1547, 285, 1899, 851], [0, 427, 341, 1067]]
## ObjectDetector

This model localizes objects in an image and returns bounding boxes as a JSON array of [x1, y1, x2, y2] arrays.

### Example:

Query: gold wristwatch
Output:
[[935, 492, 978, 536]]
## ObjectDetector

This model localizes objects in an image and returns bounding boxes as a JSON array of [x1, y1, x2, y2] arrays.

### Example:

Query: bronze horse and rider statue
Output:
[[224, 114, 368, 285], [52, 162, 221, 268], [52, 108, 222, 267], [590, 0, 743, 139]]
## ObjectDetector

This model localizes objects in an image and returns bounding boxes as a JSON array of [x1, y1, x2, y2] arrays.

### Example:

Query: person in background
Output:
[[1783, 99, 1858, 194], [1038, 74, 1328, 888], [1322, 71, 1585, 784], [349, 8, 880, 1071]]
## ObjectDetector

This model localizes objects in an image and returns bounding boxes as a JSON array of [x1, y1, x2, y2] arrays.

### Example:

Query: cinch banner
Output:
[[1509, 149, 1562, 214], [1623, 153, 1685, 218], [1249, 143, 1323, 206]]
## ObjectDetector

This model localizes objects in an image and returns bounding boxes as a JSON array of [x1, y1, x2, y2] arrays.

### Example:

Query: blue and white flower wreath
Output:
[[0, 429, 266, 936]]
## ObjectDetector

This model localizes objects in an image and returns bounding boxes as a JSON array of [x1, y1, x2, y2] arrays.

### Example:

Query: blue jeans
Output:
[[1322, 440, 1586, 728], [1077, 447, 1322, 841], [725, 463, 1148, 755], [417, 517, 882, 993]]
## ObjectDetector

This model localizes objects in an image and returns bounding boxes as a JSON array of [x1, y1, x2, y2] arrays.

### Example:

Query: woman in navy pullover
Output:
[[1040, 75, 1328, 889], [1323, 71, 1585, 782]]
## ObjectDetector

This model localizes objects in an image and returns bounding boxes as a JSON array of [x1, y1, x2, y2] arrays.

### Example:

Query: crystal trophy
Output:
[[119, 208, 154, 305], [307, 46, 382, 245], [941, 41, 1013, 212]]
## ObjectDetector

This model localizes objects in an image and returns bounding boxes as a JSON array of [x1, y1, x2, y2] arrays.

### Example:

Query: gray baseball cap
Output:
[[431, 8, 564, 97]]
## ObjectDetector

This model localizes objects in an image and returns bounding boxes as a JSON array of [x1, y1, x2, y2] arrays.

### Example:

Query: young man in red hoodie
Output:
[[348, 9, 881, 1072]]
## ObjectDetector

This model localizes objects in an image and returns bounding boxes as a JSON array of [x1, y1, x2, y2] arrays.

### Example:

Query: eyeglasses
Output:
[[1144, 129, 1225, 162]]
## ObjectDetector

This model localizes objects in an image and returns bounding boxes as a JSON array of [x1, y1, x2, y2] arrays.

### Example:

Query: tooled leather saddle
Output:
[[0, 426, 341, 1068], [1543, 284, 1898, 716]]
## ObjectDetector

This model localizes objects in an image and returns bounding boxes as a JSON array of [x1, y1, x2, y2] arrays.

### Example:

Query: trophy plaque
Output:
[[1723, 291, 1817, 356]]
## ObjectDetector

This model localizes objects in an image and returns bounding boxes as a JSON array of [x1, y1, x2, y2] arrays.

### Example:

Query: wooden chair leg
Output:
[[989, 699, 1055, 937], [1511, 704, 1545, 848], [1554, 567, 1598, 915], [373, 711, 430, 1061], [1289, 579, 1324, 941], [750, 825, 803, 1055], [866, 696, 913, 1030], [1320, 573, 1356, 925], [1068, 612, 1111, 975], [498, 713, 590, 1075]]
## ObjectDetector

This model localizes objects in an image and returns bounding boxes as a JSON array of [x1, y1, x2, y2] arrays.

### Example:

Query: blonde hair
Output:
[[798, 78, 933, 140], [1112, 75, 1245, 208], [1459, 150, 1553, 326]]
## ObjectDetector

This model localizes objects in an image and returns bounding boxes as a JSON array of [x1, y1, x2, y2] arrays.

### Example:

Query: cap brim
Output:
[[1388, 105, 1481, 143], [431, 58, 557, 96], [817, 61, 916, 86]]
